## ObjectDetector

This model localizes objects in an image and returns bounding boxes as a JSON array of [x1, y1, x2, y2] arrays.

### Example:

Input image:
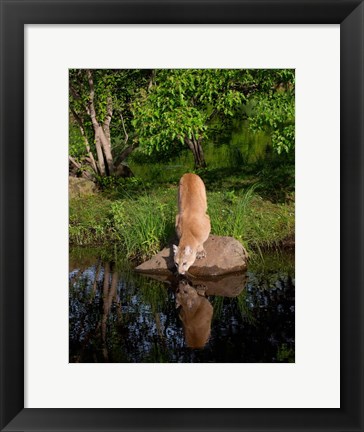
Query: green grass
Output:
[[109, 194, 176, 260], [208, 186, 294, 257], [69, 195, 113, 246], [69, 179, 294, 261], [208, 186, 256, 241]]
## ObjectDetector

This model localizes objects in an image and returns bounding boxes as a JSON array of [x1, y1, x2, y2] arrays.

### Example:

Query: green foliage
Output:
[[131, 69, 295, 161], [248, 90, 295, 154], [69, 120, 85, 158], [131, 69, 247, 156]]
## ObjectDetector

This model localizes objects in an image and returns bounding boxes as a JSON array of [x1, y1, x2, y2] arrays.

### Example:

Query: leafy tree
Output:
[[69, 69, 150, 178], [69, 69, 295, 175], [247, 70, 295, 155], [131, 69, 295, 168]]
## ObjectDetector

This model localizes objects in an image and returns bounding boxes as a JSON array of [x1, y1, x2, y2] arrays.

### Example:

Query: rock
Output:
[[135, 235, 248, 277], [69, 177, 98, 198]]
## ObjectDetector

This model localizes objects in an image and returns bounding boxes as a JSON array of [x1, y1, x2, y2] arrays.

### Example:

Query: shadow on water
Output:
[[69, 249, 295, 363]]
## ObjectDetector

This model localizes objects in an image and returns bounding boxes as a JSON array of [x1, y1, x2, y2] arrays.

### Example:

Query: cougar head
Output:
[[173, 244, 196, 275]]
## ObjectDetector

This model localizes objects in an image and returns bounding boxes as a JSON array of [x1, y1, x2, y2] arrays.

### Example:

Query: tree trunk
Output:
[[96, 126, 114, 175], [71, 70, 136, 178], [101, 96, 115, 175], [94, 131, 106, 176], [86, 69, 114, 175], [185, 136, 207, 168]]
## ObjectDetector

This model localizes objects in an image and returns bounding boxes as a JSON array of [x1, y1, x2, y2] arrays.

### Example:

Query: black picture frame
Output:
[[1, 1, 363, 431]]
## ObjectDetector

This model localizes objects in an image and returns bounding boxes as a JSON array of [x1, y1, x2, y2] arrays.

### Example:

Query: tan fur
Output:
[[176, 282, 213, 349], [173, 173, 210, 274]]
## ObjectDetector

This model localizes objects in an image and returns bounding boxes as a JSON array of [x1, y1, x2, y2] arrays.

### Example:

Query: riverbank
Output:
[[69, 182, 294, 261]]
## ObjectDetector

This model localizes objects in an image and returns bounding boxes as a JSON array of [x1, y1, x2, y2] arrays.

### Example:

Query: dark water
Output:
[[69, 250, 295, 363]]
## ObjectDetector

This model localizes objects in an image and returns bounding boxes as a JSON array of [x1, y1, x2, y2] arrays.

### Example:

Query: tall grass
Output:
[[208, 186, 256, 244], [69, 183, 294, 260], [110, 195, 175, 260]]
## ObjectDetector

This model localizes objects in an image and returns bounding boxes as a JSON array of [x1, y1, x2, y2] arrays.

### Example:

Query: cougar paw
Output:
[[196, 250, 206, 259], [196, 285, 207, 296]]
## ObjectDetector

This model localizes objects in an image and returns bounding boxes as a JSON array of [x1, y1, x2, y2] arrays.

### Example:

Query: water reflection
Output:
[[176, 280, 214, 349], [159, 272, 248, 349], [69, 252, 294, 363], [144, 271, 248, 298], [101, 262, 120, 361]]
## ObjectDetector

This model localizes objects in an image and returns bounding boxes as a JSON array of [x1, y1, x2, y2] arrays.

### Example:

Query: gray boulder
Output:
[[135, 235, 248, 277], [69, 177, 98, 198]]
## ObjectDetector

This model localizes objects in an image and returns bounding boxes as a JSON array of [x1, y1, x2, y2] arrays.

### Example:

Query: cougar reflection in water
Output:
[[176, 280, 213, 349]]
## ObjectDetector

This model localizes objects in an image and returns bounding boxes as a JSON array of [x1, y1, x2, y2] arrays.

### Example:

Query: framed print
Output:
[[1, 0, 363, 431]]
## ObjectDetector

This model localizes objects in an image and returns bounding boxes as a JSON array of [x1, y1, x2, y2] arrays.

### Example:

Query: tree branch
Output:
[[120, 112, 129, 146], [104, 96, 113, 129], [118, 142, 138, 162], [69, 156, 93, 180], [86, 69, 114, 175], [69, 155, 81, 170], [86, 69, 99, 129], [69, 84, 81, 100], [103, 96, 113, 144], [148, 69, 156, 91]]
